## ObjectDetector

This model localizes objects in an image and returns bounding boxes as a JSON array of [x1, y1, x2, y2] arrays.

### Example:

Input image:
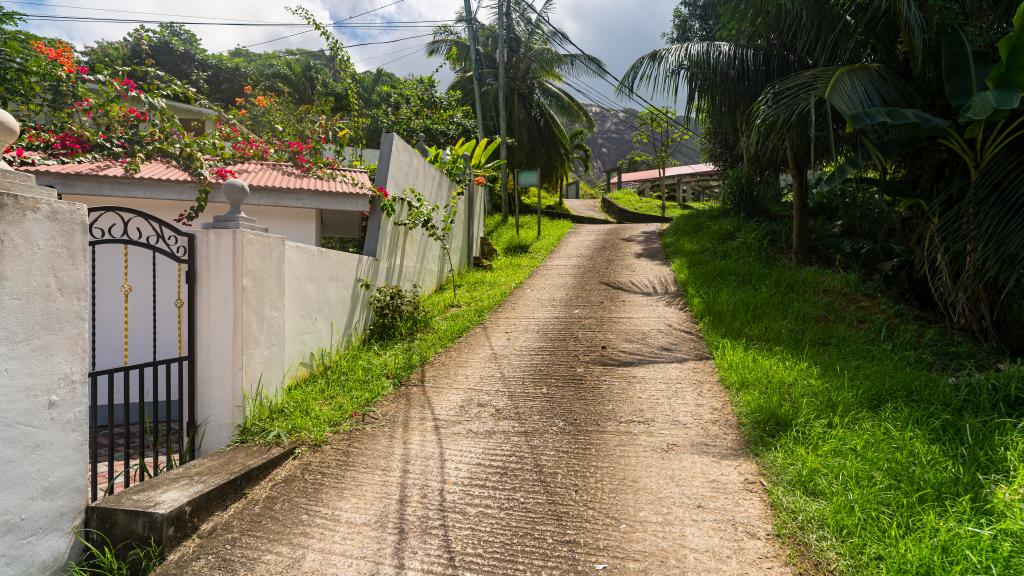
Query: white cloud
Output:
[[13, 0, 682, 107]]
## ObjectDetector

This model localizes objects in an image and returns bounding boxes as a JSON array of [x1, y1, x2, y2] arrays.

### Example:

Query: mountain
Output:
[[581, 105, 703, 183]]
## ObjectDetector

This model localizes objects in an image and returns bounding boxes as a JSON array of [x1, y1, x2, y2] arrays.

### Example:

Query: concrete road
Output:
[[159, 224, 792, 576], [564, 199, 614, 222]]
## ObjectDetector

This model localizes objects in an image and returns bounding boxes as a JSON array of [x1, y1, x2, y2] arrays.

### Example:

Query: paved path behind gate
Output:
[[159, 224, 792, 575]]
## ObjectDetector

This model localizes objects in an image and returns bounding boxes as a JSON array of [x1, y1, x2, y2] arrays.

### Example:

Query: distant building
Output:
[[609, 163, 721, 202]]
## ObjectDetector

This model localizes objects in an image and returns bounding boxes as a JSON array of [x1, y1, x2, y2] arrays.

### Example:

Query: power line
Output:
[[18, 14, 447, 28], [1, 0, 295, 22], [356, 41, 429, 64], [514, 0, 702, 139], [558, 74, 703, 165], [374, 44, 427, 67], [233, 32, 436, 63]]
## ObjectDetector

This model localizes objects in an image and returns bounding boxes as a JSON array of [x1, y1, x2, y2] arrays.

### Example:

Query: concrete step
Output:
[[86, 444, 296, 559]]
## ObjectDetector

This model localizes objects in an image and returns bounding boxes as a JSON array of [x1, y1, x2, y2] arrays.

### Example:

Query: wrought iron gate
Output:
[[87, 206, 196, 501]]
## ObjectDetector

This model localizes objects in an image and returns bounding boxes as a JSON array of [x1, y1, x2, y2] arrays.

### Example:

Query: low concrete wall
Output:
[[195, 134, 487, 454], [601, 195, 674, 224], [0, 178, 90, 574]]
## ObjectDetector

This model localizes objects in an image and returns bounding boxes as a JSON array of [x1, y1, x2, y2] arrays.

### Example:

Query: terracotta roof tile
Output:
[[19, 160, 373, 195]]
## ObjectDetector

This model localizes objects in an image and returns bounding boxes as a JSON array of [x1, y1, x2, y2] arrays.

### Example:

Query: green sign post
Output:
[[516, 168, 541, 238]]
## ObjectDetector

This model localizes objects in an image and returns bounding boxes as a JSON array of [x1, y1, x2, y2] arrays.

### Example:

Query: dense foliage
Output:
[[664, 206, 1024, 575], [624, 0, 1024, 350]]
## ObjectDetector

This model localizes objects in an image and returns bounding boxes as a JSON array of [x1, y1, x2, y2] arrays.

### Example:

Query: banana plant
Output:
[[424, 137, 505, 183], [839, 3, 1024, 184]]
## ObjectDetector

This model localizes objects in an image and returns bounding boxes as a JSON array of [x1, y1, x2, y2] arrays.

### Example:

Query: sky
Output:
[[6, 0, 683, 110]]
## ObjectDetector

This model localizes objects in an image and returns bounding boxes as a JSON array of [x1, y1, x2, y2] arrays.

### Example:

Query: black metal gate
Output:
[[87, 206, 196, 501]]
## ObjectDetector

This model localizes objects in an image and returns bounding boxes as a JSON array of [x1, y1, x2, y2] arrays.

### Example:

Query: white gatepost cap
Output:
[[201, 178, 268, 232]]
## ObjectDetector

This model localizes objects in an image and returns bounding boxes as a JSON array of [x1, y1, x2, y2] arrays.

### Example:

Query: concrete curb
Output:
[[86, 444, 296, 559], [542, 209, 615, 225]]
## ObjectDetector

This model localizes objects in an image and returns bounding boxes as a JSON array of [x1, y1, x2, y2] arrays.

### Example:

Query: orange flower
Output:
[[254, 95, 268, 108], [238, 109, 248, 116], [234, 97, 245, 105], [243, 85, 253, 94], [31, 39, 78, 74]]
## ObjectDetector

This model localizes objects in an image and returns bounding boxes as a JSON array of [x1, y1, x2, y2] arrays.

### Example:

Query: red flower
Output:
[[214, 167, 238, 181], [376, 186, 389, 199], [77, 65, 89, 75], [15, 147, 24, 158]]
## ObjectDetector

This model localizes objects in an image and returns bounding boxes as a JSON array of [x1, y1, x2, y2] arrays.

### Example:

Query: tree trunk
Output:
[[787, 136, 810, 264], [559, 180, 564, 207]]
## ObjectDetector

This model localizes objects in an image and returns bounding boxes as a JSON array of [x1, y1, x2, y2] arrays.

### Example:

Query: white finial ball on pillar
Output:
[[0, 108, 20, 171], [201, 177, 268, 232], [221, 178, 250, 217]]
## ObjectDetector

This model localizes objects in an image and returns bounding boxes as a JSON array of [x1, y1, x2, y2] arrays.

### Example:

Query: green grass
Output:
[[607, 189, 689, 218], [236, 215, 573, 445], [519, 187, 570, 214], [662, 207, 1024, 575]]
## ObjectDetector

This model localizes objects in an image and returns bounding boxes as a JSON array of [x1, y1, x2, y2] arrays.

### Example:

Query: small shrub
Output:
[[367, 283, 424, 342], [69, 530, 160, 576]]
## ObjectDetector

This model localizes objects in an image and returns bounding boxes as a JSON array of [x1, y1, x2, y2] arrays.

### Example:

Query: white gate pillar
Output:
[[193, 180, 287, 454]]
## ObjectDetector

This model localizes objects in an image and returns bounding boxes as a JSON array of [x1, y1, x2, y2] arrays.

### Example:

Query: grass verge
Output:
[[236, 214, 573, 445], [663, 207, 1024, 575], [607, 189, 689, 218]]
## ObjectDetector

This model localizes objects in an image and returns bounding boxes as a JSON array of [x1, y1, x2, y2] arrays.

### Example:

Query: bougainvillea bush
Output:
[[0, 11, 371, 224]]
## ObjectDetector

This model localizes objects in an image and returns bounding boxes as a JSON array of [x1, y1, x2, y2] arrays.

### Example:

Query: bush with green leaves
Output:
[[366, 283, 424, 342]]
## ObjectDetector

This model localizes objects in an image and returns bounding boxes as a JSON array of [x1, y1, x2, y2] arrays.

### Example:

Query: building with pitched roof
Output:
[[19, 160, 374, 246]]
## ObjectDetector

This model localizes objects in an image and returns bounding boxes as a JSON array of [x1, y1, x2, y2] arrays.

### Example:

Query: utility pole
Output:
[[497, 0, 509, 220], [463, 0, 484, 140]]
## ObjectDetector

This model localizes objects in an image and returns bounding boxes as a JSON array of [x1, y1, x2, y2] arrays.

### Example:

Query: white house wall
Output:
[[0, 182, 89, 575]]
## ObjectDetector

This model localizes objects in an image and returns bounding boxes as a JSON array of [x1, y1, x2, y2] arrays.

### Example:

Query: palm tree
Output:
[[560, 127, 592, 205], [428, 0, 603, 193], [619, 0, 928, 262]]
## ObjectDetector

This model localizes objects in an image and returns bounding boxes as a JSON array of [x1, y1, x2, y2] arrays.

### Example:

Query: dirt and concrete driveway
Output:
[[159, 224, 792, 575]]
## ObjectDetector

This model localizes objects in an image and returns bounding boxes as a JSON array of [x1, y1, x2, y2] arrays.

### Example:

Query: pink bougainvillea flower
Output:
[[361, 211, 370, 218], [214, 167, 238, 181], [15, 148, 24, 158], [77, 65, 89, 75]]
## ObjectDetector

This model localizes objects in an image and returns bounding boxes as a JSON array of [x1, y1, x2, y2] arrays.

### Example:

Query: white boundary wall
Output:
[[195, 134, 486, 452], [0, 176, 89, 575]]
